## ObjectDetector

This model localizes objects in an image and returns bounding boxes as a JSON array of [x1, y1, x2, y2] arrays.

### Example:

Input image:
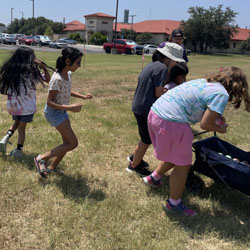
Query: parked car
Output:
[[18, 35, 34, 45], [49, 40, 68, 49], [103, 39, 137, 54], [58, 37, 77, 45], [134, 44, 144, 55], [1, 34, 16, 44], [33, 35, 52, 46], [143, 44, 157, 54]]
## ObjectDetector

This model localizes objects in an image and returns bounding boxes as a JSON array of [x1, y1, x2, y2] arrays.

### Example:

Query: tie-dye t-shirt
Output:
[[7, 78, 40, 116], [48, 71, 72, 105], [151, 78, 229, 125]]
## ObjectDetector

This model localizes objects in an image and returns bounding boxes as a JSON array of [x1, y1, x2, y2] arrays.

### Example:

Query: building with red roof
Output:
[[63, 12, 250, 53]]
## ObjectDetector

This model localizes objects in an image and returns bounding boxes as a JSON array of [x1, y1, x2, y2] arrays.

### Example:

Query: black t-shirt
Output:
[[132, 61, 168, 116]]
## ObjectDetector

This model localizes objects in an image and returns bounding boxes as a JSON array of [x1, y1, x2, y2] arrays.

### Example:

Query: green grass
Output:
[[0, 51, 250, 249]]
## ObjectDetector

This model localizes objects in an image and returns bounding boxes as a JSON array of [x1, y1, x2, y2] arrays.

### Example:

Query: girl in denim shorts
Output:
[[34, 47, 93, 178], [0, 47, 51, 158]]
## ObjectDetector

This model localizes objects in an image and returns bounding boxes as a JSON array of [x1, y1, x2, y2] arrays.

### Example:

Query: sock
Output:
[[152, 171, 162, 181], [17, 144, 23, 151], [7, 129, 14, 138], [169, 198, 181, 206]]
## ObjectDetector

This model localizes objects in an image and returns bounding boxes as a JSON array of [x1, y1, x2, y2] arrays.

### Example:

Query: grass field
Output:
[[0, 50, 250, 250]]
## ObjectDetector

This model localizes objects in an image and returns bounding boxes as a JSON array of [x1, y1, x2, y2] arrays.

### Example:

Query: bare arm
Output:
[[47, 90, 82, 112], [155, 86, 165, 98], [34, 58, 51, 83], [200, 108, 227, 134], [71, 90, 93, 100]]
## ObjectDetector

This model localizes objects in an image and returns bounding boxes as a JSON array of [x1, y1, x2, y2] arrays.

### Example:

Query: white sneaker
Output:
[[9, 149, 22, 158], [0, 135, 10, 153]]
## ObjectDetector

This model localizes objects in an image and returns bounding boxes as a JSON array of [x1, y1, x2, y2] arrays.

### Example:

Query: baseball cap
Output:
[[171, 29, 184, 38]]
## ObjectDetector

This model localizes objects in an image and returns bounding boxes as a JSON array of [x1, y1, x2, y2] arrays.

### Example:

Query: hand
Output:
[[83, 93, 93, 99], [68, 104, 83, 112], [34, 58, 47, 70]]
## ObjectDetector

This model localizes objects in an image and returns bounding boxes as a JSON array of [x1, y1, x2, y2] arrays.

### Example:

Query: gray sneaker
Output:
[[0, 135, 10, 153], [9, 149, 22, 158]]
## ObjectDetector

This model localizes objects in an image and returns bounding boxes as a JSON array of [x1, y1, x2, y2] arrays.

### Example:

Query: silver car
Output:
[[49, 40, 68, 49], [143, 44, 157, 54], [1, 34, 16, 44]]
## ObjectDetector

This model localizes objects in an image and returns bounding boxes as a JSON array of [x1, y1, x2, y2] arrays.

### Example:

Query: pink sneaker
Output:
[[143, 175, 162, 188], [165, 200, 196, 216]]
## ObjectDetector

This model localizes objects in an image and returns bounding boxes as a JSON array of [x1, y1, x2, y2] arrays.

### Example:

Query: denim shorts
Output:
[[12, 114, 34, 123], [44, 105, 69, 127]]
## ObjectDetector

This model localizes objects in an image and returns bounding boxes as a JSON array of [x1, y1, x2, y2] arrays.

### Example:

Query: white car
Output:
[[143, 44, 157, 54]]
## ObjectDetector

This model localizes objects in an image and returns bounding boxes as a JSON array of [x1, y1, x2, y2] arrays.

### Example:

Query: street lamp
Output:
[[30, 0, 35, 35], [20, 12, 24, 19], [112, 0, 119, 54], [11, 8, 14, 23]]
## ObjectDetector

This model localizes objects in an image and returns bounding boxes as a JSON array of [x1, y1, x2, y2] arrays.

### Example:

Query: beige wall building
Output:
[[84, 13, 115, 43]]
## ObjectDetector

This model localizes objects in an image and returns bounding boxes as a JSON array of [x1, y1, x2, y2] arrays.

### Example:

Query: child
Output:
[[143, 67, 250, 216], [0, 47, 50, 158], [164, 62, 189, 91], [34, 47, 92, 178], [126, 42, 186, 177]]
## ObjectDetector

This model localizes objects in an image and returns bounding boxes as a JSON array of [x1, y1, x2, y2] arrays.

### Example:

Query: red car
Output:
[[18, 35, 34, 45]]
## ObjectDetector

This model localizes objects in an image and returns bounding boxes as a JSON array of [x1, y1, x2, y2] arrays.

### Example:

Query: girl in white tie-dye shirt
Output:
[[0, 47, 51, 158]]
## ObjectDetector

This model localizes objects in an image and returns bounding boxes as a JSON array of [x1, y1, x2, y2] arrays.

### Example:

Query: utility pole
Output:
[[11, 8, 14, 24], [20, 12, 24, 19], [129, 14, 136, 40], [30, 0, 35, 35], [112, 0, 119, 54]]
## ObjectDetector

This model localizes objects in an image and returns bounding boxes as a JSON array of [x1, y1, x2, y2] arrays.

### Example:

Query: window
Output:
[[89, 21, 93, 24], [102, 21, 108, 25], [233, 42, 236, 48]]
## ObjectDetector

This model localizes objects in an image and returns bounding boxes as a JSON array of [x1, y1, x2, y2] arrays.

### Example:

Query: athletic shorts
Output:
[[44, 105, 69, 127], [147, 109, 193, 166], [134, 112, 151, 145], [12, 114, 34, 123]]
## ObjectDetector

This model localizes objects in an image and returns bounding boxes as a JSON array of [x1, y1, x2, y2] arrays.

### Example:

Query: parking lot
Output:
[[0, 43, 105, 54]]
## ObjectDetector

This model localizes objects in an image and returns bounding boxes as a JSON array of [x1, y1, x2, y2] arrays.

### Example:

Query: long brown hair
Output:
[[207, 67, 250, 112]]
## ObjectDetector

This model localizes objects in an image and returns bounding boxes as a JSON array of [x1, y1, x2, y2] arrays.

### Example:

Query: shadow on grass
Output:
[[164, 180, 250, 242], [2, 152, 106, 204]]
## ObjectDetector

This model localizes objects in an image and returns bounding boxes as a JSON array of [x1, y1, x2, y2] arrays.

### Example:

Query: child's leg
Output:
[[169, 165, 191, 200], [16, 121, 27, 146], [39, 119, 78, 170], [132, 141, 150, 167]]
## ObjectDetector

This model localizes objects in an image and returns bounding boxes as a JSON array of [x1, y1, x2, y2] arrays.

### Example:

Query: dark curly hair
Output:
[[0, 47, 43, 96]]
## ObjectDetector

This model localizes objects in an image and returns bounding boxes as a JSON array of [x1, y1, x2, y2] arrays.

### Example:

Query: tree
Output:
[[89, 32, 106, 45], [181, 5, 238, 53], [136, 32, 152, 45], [239, 34, 250, 53], [120, 28, 137, 40], [6, 17, 65, 35], [69, 33, 85, 43], [45, 26, 53, 37]]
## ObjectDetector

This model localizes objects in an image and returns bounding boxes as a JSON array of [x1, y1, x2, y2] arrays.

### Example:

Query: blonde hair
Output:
[[207, 67, 250, 112]]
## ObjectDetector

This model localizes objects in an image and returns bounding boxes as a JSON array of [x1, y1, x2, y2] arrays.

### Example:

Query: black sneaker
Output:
[[127, 154, 149, 168], [126, 161, 152, 177]]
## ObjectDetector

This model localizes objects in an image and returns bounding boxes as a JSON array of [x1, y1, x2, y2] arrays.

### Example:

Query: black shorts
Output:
[[12, 114, 34, 123], [134, 112, 151, 145]]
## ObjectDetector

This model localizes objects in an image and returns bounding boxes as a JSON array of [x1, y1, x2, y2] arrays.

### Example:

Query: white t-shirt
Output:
[[7, 78, 40, 116], [48, 71, 72, 105]]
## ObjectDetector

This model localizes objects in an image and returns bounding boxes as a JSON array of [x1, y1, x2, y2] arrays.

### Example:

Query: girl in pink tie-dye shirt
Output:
[[0, 47, 51, 158]]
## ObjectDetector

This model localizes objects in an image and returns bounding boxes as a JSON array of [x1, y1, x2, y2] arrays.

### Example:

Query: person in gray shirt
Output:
[[126, 42, 186, 176]]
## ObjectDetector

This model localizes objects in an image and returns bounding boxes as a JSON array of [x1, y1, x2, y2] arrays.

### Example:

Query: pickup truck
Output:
[[103, 39, 137, 54]]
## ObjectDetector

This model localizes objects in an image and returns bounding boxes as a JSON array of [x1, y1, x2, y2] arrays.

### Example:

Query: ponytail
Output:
[[56, 48, 83, 72]]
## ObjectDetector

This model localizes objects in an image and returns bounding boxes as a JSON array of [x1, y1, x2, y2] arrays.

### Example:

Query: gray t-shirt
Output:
[[132, 61, 168, 116]]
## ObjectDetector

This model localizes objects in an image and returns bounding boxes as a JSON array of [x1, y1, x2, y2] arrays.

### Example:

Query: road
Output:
[[0, 43, 105, 54]]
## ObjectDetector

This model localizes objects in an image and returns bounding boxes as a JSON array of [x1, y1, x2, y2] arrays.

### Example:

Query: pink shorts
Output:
[[148, 110, 193, 166]]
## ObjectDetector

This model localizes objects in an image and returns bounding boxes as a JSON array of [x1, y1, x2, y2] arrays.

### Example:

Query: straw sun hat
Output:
[[157, 42, 185, 63]]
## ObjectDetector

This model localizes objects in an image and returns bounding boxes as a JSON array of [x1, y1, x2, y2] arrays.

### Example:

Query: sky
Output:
[[1, 0, 250, 29]]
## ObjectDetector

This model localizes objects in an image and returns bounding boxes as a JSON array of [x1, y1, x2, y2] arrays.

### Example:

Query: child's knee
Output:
[[69, 138, 78, 150]]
